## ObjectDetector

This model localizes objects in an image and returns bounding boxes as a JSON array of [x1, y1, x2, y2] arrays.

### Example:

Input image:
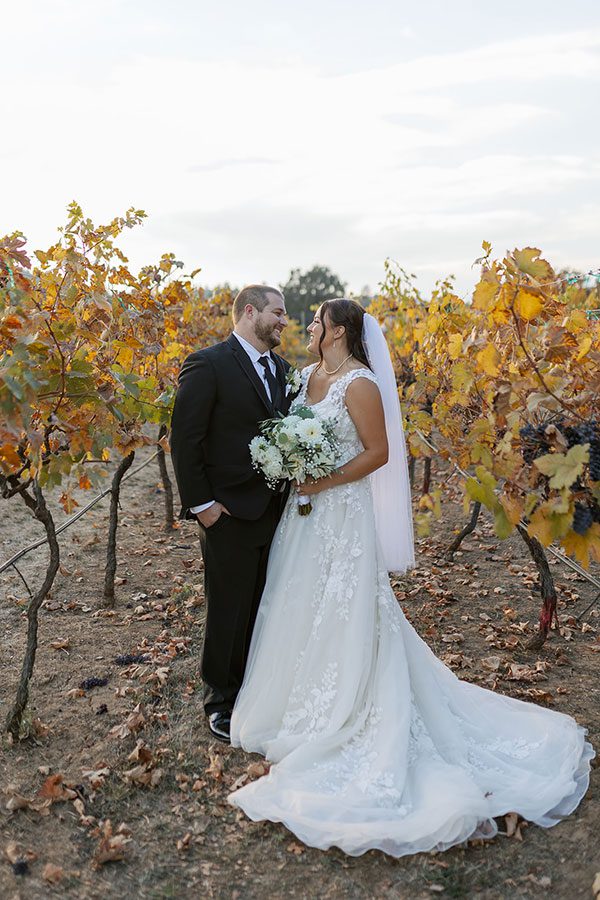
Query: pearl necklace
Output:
[[320, 353, 353, 376]]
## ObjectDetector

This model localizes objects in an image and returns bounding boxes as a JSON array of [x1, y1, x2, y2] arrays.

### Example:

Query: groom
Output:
[[170, 285, 291, 743]]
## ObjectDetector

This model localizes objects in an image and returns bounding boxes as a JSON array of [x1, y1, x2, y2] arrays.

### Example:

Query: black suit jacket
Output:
[[170, 334, 292, 521]]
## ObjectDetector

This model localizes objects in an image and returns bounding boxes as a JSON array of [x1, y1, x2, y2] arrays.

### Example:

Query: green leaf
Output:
[[493, 506, 514, 539], [1, 375, 25, 400], [534, 444, 589, 489], [465, 469, 499, 512]]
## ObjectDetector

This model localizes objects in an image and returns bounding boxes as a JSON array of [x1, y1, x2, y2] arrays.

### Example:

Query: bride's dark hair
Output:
[[318, 298, 371, 369]]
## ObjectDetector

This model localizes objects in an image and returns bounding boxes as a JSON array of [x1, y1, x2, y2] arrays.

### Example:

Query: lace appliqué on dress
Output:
[[281, 662, 339, 739]]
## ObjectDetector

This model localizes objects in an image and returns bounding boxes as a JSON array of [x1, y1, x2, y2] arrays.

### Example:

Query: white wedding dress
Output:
[[229, 366, 593, 858]]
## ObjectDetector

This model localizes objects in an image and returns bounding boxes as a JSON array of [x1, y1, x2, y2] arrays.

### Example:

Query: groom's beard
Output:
[[254, 322, 282, 349]]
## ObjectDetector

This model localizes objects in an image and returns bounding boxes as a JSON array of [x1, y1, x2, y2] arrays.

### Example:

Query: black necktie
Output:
[[257, 355, 281, 409]]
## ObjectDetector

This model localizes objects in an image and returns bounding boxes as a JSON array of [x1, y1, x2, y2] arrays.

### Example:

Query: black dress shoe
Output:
[[208, 711, 231, 743]]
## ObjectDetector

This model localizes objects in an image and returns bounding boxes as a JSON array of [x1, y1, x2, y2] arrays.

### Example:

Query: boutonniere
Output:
[[285, 366, 302, 397]]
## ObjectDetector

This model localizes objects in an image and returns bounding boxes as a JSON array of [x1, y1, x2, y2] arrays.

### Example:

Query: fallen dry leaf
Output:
[[122, 765, 163, 788], [4, 841, 37, 865], [127, 739, 154, 765], [82, 767, 110, 791], [92, 820, 131, 869], [5, 789, 31, 812], [37, 774, 77, 803], [50, 637, 71, 651], [31, 717, 51, 738], [523, 873, 551, 888], [176, 832, 192, 852], [286, 841, 305, 855], [42, 863, 64, 884], [507, 662, 548, 683], [481, 656, 501, 672], [206, 751, 224, 781], [230, 773, 249, 791], [109, 704, 146, 739], [247, 761, 270, 780], [504, 812, 528, 841]]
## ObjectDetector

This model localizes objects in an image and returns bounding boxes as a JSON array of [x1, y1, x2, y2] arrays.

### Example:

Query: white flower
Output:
[[295, 417, 324, 445], [285, 367, 302, 396], [249, 436, 270, 464], [261, 445, 284, 479]]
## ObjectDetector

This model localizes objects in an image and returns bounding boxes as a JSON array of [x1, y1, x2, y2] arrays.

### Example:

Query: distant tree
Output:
[[280, 265, 347, 326], [352, 285, 374, 308]]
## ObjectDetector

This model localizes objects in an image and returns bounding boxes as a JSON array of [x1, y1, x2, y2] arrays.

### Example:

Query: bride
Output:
[[228, 298, 593, 858]]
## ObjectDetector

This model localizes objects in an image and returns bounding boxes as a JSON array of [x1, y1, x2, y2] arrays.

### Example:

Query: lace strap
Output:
[[340, 368, 378, 389], [330, 367, 379, 407]]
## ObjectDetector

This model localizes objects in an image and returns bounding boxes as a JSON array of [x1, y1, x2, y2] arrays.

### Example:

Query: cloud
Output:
[[1, 14, 599, 297], [188, 158, 280, 172]]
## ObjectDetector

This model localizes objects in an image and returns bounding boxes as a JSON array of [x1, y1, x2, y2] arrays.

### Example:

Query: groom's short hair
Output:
[[232, 285, 283, 324]]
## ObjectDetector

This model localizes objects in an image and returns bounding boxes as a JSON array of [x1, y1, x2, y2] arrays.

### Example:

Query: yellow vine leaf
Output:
[[472, 275, 499, 311], [533, 444, 589, 489], [501, 495, 523, 526], [514, 289, 543, 321], [451, 362, 474, 393], [115, 346, 134, 368], [564, 309, 588, 333], [561, 523, 600, 569], [448, 334, 463, 359], [476, 343, 501, 376], [527, 503, 572, 546], [0, 443, 23, 470], [576, 334, 593, 360], [511, 248, 554, 283]]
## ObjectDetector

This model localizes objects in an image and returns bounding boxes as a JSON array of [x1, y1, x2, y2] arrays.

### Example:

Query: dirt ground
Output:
[[1, 447, 598, 899]]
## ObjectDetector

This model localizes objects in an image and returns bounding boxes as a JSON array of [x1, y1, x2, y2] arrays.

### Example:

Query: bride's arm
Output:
[[297, 378, 388, 497]]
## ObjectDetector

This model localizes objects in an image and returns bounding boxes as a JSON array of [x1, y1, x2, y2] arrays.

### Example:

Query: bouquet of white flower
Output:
[[249, 406, 339, 515]]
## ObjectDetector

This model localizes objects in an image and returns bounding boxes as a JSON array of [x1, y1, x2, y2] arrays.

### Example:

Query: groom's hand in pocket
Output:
[[196, 502, 231, 528]]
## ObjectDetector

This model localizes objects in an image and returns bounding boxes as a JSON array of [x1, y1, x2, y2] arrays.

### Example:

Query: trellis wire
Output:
[[413, 429, 600, 593], [0, 450, 160, 577]]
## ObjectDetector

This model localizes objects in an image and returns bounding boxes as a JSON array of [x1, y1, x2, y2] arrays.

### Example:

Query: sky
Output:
[[2, 0, 600, 299]]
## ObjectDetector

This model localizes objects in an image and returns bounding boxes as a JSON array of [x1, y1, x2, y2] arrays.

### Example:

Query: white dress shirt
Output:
[[189, 332, 277, 515]]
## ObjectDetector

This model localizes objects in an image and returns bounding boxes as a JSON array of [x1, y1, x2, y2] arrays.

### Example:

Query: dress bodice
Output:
[[292, 364, 379, 467]]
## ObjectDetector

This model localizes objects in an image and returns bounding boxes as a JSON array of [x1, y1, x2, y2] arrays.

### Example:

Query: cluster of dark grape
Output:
[[519, 424, 550, 465], [572, 503, 595, 535], [564, 419, 600, 481], [520, 418, 600, 471], [520, 418, 600, 535]]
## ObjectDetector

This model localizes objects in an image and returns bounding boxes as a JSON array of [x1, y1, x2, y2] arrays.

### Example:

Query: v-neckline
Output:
[[303, 365, 362, 407]]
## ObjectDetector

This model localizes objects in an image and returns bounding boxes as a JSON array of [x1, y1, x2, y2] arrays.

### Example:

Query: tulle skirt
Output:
[[229, 481, 594, 857]]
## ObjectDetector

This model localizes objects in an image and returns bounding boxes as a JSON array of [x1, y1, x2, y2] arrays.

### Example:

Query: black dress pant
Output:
[[198, 497, 281, 715]]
